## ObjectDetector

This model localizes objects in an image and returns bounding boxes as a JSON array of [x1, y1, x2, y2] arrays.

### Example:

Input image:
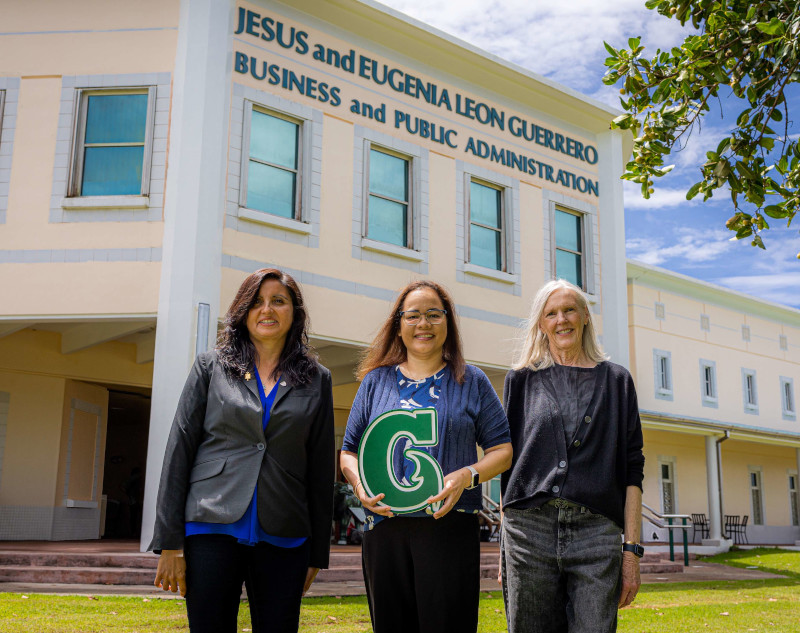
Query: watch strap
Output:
[[622, 542, 644, 558], [465, 466, 480, 490]]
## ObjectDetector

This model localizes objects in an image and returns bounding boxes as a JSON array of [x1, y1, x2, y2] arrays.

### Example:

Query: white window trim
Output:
[[238, 102, 307, 226], [741, 368, 759, 414], [780, 376, 795, 420], [550, 204, 595, 295], [466, 175, 510, 273], [699, 359, 718, 408], [658, 456, 678, 515], [653, 349, 673, 401], [66, 87, 157, 202], [748, 466, 765, 525], [788, 470, 799, 527], [362, 143, 415, 251]]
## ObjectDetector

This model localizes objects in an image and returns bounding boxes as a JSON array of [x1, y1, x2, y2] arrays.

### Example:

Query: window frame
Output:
[[789, 472, 799, 527], [466, 176, 507, 272], [653, 349, 673, 401], [742, 368, 759, 414], [699, 359, 718, 408], [780, 376, 795, 420], [700, 314, 710, 332], [363, 143, 413, 249], [741, 324, 751, 342], [779, 334, 788, 351], [551, 205, 588, 291], [239, 102, 304, 223], [749, 467, 764, 525], [67, 87, 157, 198], [658, 458, 677, 515]]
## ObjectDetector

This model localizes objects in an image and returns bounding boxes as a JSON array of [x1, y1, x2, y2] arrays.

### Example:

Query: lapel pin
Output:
[[280, 381, 287, 386], [245, 372, 251, 381]]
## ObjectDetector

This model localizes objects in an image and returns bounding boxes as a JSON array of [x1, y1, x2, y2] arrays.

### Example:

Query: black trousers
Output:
[[361, 512, 480, 633], [184, 534, 310, 633]]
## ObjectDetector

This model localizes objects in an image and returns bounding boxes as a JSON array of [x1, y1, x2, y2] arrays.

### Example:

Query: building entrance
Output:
[[102, 389, 151, 539]]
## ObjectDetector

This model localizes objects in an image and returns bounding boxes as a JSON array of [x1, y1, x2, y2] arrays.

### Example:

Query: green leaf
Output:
[[628, 37, 641, 50], [763, 205, 789, 219], [603, 41, 618, 57], [756, 18, 785, 36], [686, 182, 702, 199], [752, 234, 766, 250], [769, 109, 783, 122], [716, 137, 731, 154]]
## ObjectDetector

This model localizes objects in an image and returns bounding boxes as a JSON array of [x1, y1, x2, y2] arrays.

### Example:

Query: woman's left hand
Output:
[[302, 567, 320, 596], [618, 553, 640, 608], [425, 468, 470, 519]]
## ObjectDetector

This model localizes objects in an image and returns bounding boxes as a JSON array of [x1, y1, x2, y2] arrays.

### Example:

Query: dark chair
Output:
[[691, 513, 709, 542], [733, 515, 750, 545], [724, 514, 749, 544]]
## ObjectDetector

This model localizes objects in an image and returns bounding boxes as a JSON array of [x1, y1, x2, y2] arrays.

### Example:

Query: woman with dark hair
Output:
[[340, 280, 512, 633], [150, 268, 334, 633]]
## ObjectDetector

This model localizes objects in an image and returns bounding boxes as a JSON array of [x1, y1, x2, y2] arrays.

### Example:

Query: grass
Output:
[[1, 548, 799, 632]]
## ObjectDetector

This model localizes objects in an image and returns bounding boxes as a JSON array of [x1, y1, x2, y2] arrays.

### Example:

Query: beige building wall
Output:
[[629, 261, 800, 543]]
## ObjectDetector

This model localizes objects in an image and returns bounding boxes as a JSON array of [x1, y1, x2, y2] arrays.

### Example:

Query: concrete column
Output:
[[796, 448, 800, 546], [140, 0, 235, 551], [596, 130, 629, 367], [703, 434, 725, 544]]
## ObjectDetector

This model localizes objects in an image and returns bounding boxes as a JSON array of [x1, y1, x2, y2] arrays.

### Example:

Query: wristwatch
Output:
[[622, 542, 644, 558], [465, 466, 480, 490]]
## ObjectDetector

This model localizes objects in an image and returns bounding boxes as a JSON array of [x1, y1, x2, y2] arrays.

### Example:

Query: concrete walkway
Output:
[[0, 540, 791, 598]]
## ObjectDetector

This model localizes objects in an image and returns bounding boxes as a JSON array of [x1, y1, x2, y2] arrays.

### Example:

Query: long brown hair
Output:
[[357, 280, 466, 383], [216, 268, 317, 384]]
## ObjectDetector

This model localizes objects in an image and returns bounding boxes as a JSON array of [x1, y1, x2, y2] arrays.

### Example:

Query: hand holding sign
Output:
[[357, 408, 444, 514]]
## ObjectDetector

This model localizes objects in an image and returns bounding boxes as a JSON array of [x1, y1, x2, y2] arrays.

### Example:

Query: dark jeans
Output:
[[184, 534, 310, 633], [501, 500, 623, 633], [362, 512, 480, 633]]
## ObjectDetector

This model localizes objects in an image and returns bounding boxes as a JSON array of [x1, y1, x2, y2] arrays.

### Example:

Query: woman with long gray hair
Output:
[[500, 279, 644, 633]]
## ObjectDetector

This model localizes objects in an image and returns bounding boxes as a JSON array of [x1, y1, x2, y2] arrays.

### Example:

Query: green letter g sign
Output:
[[357, 408, 444, 514]]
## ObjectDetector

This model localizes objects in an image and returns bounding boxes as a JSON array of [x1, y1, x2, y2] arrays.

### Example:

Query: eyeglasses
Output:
[[398, 308, 447, 325]]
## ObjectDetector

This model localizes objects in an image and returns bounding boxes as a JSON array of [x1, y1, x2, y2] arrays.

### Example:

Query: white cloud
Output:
[[626, 229, 733, 265], [715, 272, 800, 307], [378, 0, 689, 93]]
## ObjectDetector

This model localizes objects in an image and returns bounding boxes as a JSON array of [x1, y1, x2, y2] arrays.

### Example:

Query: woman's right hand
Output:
[[154, 549, 187, 596], [355, 482, 394, 517]]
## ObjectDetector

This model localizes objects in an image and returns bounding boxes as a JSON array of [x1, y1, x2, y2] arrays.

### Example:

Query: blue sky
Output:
[[377, 0, 800, 308]]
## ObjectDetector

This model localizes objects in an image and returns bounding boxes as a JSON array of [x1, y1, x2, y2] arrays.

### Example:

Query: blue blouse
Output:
[[185, 368, 307, 548]]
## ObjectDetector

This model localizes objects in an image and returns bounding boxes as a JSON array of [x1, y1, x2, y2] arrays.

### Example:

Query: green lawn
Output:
[[2, 548, 799, 632]]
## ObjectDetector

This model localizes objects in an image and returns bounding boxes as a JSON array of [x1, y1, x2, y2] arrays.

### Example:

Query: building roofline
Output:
[[627, 259, 800, 326], [281, 0, 630, 138]]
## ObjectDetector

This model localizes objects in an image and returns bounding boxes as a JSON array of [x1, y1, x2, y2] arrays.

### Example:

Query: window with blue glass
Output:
[[468, 179, 504, 270], [554, 208, 584, 288], [71, 89, 154, 197], [244, 108, 300, 219], [366, 147, 410, 247]]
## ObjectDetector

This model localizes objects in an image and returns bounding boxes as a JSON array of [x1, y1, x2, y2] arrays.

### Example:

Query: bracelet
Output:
[[354, 481, 363, 492]]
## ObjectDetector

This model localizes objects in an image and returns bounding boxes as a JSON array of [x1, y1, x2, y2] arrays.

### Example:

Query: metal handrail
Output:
[[641, 503, 691, 566]]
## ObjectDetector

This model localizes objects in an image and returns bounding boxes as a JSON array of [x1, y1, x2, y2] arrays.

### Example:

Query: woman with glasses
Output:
[[340, 280, 512, 633]]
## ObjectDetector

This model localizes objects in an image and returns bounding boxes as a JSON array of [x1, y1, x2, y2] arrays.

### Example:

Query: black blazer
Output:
[[149, 351, 335, 569]]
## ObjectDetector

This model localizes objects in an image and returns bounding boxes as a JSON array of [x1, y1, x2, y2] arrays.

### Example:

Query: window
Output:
[[789, 474, 799, 527], [69, 89, 155, 197], [653, 350, 673, 400], [781, 377, 795, 419], [468, 179, 505, 271], [749, 469, 764, 525], [365, 147, 411, 247], [700, 314, 710, 331], [779, 334, 788, 351], [241, 107, 301, 219], [742, 324, 751, 342], [553, 208, 584, 288], [654, 302, 665, 320], [659, 460, 676, 514], [742, 369, 758, 413], [699, 360, 717, 407]]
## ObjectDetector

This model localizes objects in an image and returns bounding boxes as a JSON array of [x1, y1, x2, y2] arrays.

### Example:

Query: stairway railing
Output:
[[642, 502, 691, 566]]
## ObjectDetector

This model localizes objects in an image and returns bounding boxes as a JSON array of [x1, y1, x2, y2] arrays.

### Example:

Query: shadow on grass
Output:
[[636, 577, 800, 595], [703, 547, 800, 581]]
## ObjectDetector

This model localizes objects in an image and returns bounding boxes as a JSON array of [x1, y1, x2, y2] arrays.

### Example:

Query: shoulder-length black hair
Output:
[[356, 279, 466, 384], [216, 268, 317, 384]]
